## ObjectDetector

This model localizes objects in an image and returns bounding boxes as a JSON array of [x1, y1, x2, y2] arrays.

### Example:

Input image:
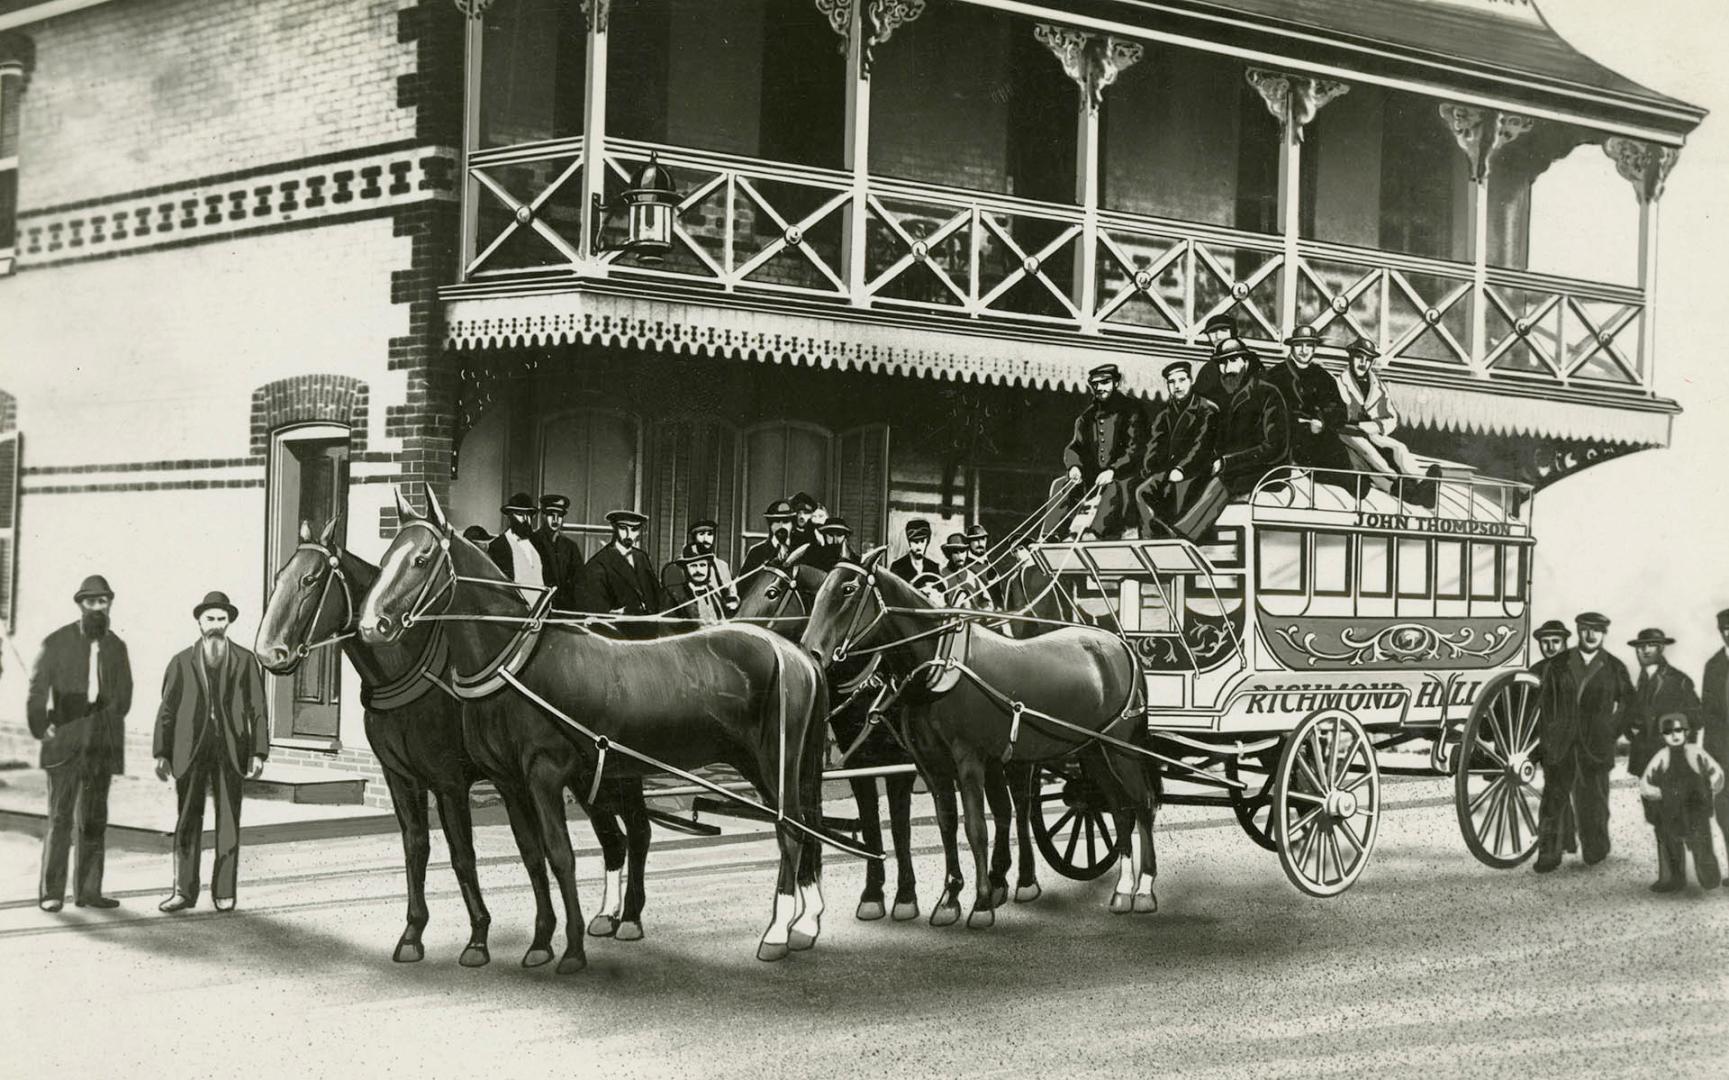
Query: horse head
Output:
[[257, 516, 350, 673], [732, 559, 812, 634], [800, 548, 892, 665], [358, 488, 457, 646]]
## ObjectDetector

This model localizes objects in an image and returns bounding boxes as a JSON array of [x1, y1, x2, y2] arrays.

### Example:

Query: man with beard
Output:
[[1135, 361, 1220, 537], [1696, 609, 1729, 883], [788, 492, 821, 554], [486, 491, 552, 605], [1266, 324, 1351, 476], [1625, 628, 1699, 782], [1533, 611, 1635, 873], [577, 510, 666, 616], [1335, 338, 1440, 507], [740, 499, 797, 577], [889, 519, 939, 583], [1060, 363, 1148, 540], [1192, 311, 1241, 407], [665, 545, 730, 624], [1172, 339, 1290, 541], [665, 517, 735, 611], [27, 575, 133, 912], [536, 493, 586, 611], [155, 591, 268, 913]]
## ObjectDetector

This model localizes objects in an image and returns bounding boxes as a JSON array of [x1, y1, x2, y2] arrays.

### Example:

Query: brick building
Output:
[[0, 0, 1703, 804]]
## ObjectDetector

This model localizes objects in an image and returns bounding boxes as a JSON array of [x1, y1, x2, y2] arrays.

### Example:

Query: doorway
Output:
[[266, 425, 350, 742]]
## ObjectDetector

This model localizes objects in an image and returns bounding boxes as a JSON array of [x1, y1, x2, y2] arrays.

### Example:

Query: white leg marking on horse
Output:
[[793, 878, 826, 937], [1137, 871, 1156, 897], [1114, 850, 1136, 895], [761, 890, 797, 947], [602, 867, 623, 918]]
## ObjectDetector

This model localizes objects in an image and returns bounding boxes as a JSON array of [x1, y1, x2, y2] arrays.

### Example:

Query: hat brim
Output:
[[193, 603, 239, 621], [1629, 636, 1676, 647], [501, 504, 537, 514], [73, 590, 114, 602]]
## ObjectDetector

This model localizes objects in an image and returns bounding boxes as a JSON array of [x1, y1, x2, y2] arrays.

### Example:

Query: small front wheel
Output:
[[1273, 710, 1381, 898]]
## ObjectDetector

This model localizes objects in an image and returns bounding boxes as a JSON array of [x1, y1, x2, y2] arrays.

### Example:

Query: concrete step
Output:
[[243, 764, 367, 806]]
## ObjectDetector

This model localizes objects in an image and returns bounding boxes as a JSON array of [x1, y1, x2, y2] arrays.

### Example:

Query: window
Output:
[[0, 56, 23, 273], [477, 0, 587, 150], [1112, 576, 1177, 636], [1313, 532, 1352, 596], [1396, 537, 1431, 598], [1470, 543, 1501, 600], [1435, 540, 1466, 600], [1503, 544, 1528, 602], [1256, 529, 1305, 595], [1359, 536, 1392, 597]]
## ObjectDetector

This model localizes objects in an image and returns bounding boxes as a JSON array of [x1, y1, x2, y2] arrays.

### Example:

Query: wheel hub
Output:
[[1324, 789, 1359, 820], [1507, 752, 1535, 785]]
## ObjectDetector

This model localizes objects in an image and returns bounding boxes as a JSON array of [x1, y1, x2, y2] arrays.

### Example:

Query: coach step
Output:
[[243, 764, 367, 806]]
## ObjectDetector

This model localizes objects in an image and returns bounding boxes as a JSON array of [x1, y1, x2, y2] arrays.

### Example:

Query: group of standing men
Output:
[[1060, 313, 1442, 542]]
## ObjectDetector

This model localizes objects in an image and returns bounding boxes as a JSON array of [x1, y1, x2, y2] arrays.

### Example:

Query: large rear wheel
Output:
[[1273, 710, 1381, 898], [1031, 761, 1122, 881], [1454, 671, 1544, 868]]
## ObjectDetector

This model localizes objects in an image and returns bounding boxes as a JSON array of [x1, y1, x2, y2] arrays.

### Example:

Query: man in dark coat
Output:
[[805, 517, 853, 574], [27, 574, 133, 911], [155, 591, 269, 913], [1192, 312, 1239, 407], [536, 493, 587, 611], [486, 491, 552, 604], [1696, 608, 1729, 880], [1624, 628, 1699, 779], [1061, 363, 1148, 540], [1172, 339, 1290, 540], [1265, 324, 1352, 475], [740, 499, 797, 578], [576, 510, 666, 616], [1529, 619, 1577, 853], [889, 519, 940, 583], [1136, 360, 1220, 536], [664, 546, 731, 624], [1533, 611, 1636, 872], [788, 492, 821, 555]]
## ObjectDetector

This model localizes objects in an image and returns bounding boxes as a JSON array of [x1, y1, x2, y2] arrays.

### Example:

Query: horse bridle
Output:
[[288, 541, 357, 660], [826, 562, 888, 663], [754, 563, 810, 626]]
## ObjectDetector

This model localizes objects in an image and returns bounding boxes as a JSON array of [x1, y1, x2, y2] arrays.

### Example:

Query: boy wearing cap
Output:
[[1638, 713, 1725, 892], [1266, 325, 1351, 475], [1533, 611, 1636, 872], [536, 494, 587, 611], [1137, 360, 1219, 535], [154, 591, 269, 913], [890, 519, 940, 582], [1061, 363, 1148, 540], [576, 510, 666, 617], [1625, 628, 1698, 779], [1697, 609, 1729, 881], [27, 574, 134, 911], [1334, 338, 1440, 508]]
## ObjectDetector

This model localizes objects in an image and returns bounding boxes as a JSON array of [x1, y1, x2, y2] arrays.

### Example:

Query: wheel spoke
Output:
[[1047, 806, 1077, 838], [1337, 814, 1367, 856], [1082, 813, 1096, 866], [1472, 736, 1510, 769], [1288, 804, 1324, 839], [1343, 770, 1375, 794], [1324, 824, 1348, 883], [1295, 753, 1329, 798], [1327, 718, 1344, 789], [1489, 782, 1511, 855], [1063, 814, 1083, 863], [1286, 790, 1326, 805], [1295, 817, 1322, 872], [1093, 812, 1116, 863], [1513, 783, 1540, 837], [1468, 774, 1504, 815], [1505, 782, 1523, 853]]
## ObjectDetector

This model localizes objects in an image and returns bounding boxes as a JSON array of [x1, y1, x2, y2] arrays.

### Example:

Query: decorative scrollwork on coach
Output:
[[1268, 618, 1520, 670]]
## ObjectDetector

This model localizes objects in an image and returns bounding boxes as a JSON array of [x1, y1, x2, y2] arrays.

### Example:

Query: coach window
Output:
[[1470, 541, 1501, 613], [1435, 540, 1466, 599], [1256, 528, 1305, 595], [1396, 537, 1431, 599], [1359, 536, 1392, 598], [1313, 532, 1352, 596], [1502, 544, 1529, 603]]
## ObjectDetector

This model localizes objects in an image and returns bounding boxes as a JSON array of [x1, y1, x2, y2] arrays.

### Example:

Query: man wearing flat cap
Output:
[[155, 590, 269, 913], [577, 510, 667, 618], [1529, 620, 1577, 853], [536, 494, 587, 611], [788, 492, 821, 555], [1266, 324, 1352, 475], [27, 574, 133, 911], [1172, 338, 1291, 541], [1696, 608, 1729, 880], [487, 491, 552, 605], [890, 519, 940, 583], [1625, 628, 1698, 780], [1061, 362, 1148, 541], [741, 499, 797, 577], [1533, 611, 1635, 872], [665, 545, 730, 625], [806, 517, 854, 574], [1334, 337, 1440, 508], [1136, 360, 1220, 536]]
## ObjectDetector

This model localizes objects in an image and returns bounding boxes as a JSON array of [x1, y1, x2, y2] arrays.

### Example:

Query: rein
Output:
[[291, 542, 358, 658]]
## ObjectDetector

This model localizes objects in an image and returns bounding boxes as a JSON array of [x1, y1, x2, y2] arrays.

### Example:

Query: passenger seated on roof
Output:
[[1135, 360, 1219, 539], [1171, 338, 1290, 541], [1334, 337, 1440, 508], [1266, 324, 1352, 477]]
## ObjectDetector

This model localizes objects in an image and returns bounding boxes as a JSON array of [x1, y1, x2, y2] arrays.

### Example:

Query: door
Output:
[[539, 408, 642, 560], [740, 421, 830, 550], [266, 425, 349, 741]]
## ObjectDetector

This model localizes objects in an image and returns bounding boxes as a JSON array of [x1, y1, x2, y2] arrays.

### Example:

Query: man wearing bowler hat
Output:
[[155, 590, 269, 913], [27, 574, 133, 911], [1697, 609, 1729, 881], [577, 510, 666, 617], [741, 499, 797, 577], [1136, 359, 1220, 536], [1060, 362, 1148, 541], [890, 519, 940, 583], [1266, 324, 1351, 475], [1193, 311, 1241, 406], [536, 493, 587, 611], [788, 492, 821, 555], [487, 491, 552, 604], [1533, 611, 1635, 872], [1625, 627, 1698, 780], [665, 545, 730, 624]]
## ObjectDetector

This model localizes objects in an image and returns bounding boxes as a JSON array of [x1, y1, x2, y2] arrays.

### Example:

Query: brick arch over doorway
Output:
[[249, 375, 370, 455]]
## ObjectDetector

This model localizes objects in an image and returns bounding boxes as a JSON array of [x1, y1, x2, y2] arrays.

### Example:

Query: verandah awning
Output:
[[441, 284, 1677, 448]]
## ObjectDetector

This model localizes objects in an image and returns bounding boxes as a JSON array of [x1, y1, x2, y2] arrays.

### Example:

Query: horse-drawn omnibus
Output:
[[1020, 464, 1542, 897]]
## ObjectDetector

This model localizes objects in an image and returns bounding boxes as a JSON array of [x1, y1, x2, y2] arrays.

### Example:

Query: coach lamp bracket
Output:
[[591, 152, 681, 262]]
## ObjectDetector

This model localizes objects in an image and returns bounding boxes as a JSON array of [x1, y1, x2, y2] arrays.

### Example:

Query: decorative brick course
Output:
[[249, 375, 371, 455]]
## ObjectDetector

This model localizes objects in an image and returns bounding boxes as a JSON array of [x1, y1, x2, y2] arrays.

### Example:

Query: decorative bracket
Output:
[[1604, 136, 1681, 204], [1033, 24, 1144, 112], [452, 0, 495, 17], [579, 0, 613, 33], [1245, 69, 1349, 142], [1438, 104, 1534, 182], [815, 0, 854, 43]]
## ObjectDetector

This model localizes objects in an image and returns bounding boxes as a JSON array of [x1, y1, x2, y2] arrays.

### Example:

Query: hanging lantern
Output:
[[593, 152, 680, 262]]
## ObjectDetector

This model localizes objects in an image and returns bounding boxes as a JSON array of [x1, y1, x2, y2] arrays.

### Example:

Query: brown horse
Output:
[[803, 553, 1160, 926], [254, 520, 650, 972], [358, 489, 835, 963]]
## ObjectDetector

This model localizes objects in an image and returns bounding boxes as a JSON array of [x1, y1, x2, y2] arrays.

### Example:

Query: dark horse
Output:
[[358, 489, 834, 963], [254, 519, 651, 972], [733, 557, 922, 922], [803, 553, 1161, 926]]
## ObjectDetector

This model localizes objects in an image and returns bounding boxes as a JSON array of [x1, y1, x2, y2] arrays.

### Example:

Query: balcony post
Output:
[[832, 1, 871, 307], [1605, 137, 1680, 391], [578, 0, 613, 278], [1246, 70, 1348, 342], [1439, 104, 1532, 373], [457, 8, 485, 281]]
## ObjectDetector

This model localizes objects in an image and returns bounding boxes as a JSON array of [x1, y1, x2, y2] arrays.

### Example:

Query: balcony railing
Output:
[[461, 138, 1652, 395]]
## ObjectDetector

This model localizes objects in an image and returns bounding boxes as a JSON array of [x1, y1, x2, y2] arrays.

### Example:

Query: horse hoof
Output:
[[757, 941, 790, 962], [930, 904, 961, 928], [856, 900, 886, 921], [967, 908, 995, 930], [587, 915, 619, 938], [788, 929, 817, 952], [1109, 891, 1133, 915], [990, 884, 1008, 909], [555, 953, 588, 975], [615, 920, 644, 942], [458, 943, 490, 968], [392, 939, 424, 964], [891, 901, 919, 922], [1014, 883, 1042, 904], [1133, 892, 1158, 915], [522, 946, 554, 969]]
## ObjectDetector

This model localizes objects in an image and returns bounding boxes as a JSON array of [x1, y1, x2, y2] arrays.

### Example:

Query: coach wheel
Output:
[[1225, 753, 1278, 853], [1454, 671, 1544, 868], [1273, 710, 1381, 898], [1031, 761, 1123, 881]]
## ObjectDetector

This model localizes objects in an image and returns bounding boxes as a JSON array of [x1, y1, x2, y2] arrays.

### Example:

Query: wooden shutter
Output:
[[834, 424, 889, 551], [0, 431, 18, 630], [650, 419, 740, 569]]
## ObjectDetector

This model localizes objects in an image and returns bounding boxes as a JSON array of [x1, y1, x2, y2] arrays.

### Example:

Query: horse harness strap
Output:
[[363, 622, 451, 711]]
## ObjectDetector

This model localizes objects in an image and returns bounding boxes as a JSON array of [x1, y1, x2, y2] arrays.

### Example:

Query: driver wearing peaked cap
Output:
[[1060, 360, 1148, 540], [891, 518, 940, 583], [576, 509, 665, 619], [536, 493, 586, 611]]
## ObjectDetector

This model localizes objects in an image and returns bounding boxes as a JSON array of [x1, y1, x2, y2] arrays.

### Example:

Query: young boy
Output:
[[1639, 712, 1725, 892]]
